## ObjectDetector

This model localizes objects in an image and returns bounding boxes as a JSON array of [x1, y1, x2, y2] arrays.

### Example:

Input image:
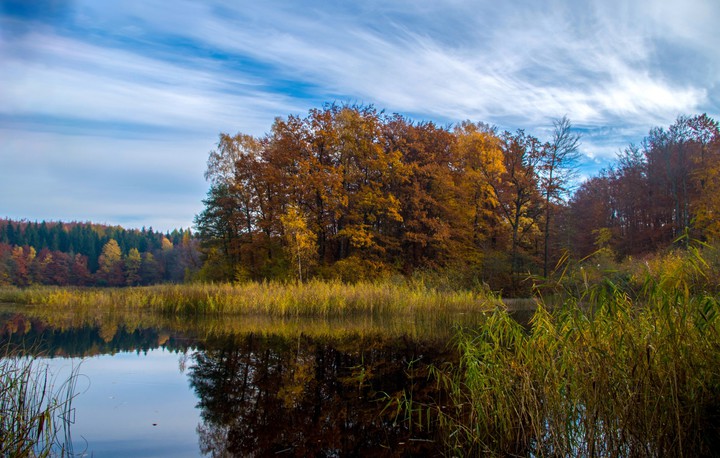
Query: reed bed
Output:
[[0, 354, 79, 457], [0, 280, 496, 318], [396, 251, 720, 457]]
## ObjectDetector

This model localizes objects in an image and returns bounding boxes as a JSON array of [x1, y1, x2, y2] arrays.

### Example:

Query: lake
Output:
[[5, 295, 715, 457], [2, 306, 515, 456]]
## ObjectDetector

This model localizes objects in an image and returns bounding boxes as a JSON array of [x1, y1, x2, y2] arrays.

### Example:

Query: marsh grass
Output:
[[0, 351, 80, 457], [0, 280, 496, 318], [391, 248, 720, 457]]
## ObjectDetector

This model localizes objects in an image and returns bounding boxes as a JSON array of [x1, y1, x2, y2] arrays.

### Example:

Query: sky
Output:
[[1, 0, 719, 232]]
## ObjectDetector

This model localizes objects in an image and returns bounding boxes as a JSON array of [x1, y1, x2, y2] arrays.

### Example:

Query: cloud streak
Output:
[[1, 0, 718, 230], [0, 31, 302, 134], [154, 0, 715, 128]]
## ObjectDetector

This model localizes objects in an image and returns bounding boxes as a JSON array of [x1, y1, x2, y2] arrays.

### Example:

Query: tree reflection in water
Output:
[[189, 333, 450, 457], [1, 309, 460, 456]]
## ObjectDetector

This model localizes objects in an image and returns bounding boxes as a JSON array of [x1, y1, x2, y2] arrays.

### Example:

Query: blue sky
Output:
[[1, 0, 719, 231]]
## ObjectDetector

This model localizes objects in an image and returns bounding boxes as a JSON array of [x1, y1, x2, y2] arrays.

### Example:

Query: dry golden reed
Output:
[[0, 280, 496, 318]]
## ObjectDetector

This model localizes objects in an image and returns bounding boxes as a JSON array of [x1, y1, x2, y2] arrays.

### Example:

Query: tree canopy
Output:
[[4, 107, 717, 295], [194, 106, 720, 294]]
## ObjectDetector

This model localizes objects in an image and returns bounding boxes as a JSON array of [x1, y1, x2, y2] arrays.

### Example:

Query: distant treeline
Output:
[[0, 220, 199, 286]]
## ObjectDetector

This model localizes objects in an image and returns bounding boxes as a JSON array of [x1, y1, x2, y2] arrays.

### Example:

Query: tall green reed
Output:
[[397, 247, 720, 457], [0, 352, 80, 457]]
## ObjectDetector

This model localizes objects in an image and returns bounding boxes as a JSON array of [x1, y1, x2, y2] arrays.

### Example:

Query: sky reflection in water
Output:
[[42, 349, 200, 457]]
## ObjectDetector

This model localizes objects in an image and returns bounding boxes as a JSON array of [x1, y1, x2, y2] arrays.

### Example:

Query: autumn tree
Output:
[[569, 114, 720, 260], [486, 130, 544, 292], [98, 239, 124, 286], [70, 254, 92, 286], [280, 206, 317, 282], [262, 110, 330, 266], [197, 132, 285, 281], [454, 121, 505, 248], [333, 106, 405, 260], [0, 244, 12, 285], [685, 115, 720, 240], [10, 246, 34, 286], [35, 249, 71, 285], [304, 106, 347, 263], [539, 116, 580, 277], [382, 117, 460, 269]]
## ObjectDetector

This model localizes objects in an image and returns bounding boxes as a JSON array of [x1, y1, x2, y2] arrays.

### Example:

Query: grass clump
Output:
[[0, 352, 80, 457], [394, 247, 720, 457]]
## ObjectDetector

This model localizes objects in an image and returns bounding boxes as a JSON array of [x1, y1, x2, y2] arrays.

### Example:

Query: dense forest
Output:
[[0, 220, 199, 286], [194, 105, 720, 294], [3, 107, 718, 294]]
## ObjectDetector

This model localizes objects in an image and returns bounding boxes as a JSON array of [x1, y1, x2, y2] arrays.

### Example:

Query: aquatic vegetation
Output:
[[393, 248, 720, 456], [0, 352, 80, 457], [4, 246, 719, 455], [0, 280, 498, 318]]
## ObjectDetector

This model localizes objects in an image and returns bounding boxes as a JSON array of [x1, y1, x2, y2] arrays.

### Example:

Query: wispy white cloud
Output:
[[5, 0, 716, 134], [128, 0, 713, 137], [0, 29, 303, 135], [1, 0, 718, 228]]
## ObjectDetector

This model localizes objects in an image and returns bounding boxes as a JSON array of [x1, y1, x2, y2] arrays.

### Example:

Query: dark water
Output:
[[0, 309, 491, 457]]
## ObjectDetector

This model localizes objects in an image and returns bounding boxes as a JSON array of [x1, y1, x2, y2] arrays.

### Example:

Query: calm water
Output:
[[41, 350, 200, 457], [0, 307, 509, 457]]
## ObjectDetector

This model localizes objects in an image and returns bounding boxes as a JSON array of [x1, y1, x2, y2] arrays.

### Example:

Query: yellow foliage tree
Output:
[[690, 122, 720, 241], [161, 236, 173, 251], [99, 239, 121, 273], [455, 121, 506, 247], [280, 206, 317, 282], [98, 239, 124, 286]]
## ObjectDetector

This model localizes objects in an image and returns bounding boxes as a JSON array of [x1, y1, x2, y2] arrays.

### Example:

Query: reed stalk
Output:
[[0, 281, 496, 318], [0, 352, 80, 457], [395, 248, 720, 456]]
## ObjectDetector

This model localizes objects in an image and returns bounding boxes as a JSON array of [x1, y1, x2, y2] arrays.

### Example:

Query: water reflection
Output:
[[190, 333, 449, 456], [0, 307, 465, 456]]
